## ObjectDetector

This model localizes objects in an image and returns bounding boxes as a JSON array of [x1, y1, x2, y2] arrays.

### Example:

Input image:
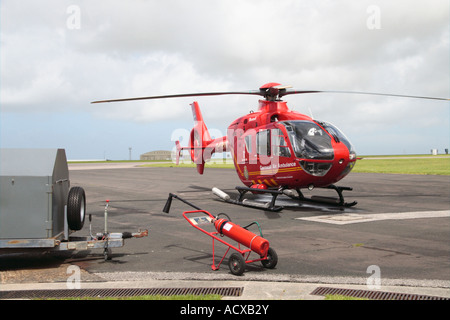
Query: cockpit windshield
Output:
[[317, 121, 356, 160], [282, 121, 334, 160]]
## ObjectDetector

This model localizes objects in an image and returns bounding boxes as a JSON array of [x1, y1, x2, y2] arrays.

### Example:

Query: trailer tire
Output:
[[104, 248, 112, 261], [67, 186, 86, 231], [261, 247, 278, 269], [229, 253, 246, 276]]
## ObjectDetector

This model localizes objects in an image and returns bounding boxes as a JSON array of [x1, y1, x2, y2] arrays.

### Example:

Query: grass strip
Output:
[[140, 156, 450, 175], [42, 294, 222, 300], [352, 157, 450, 175]]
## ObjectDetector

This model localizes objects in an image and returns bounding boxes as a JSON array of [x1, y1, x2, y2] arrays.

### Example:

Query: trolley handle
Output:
[[183, 209, 214, 218], [163, 193, 201, 214]]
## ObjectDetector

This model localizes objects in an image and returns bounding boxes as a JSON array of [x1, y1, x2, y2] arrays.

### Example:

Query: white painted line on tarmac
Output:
[[296, 210, 450, 225]]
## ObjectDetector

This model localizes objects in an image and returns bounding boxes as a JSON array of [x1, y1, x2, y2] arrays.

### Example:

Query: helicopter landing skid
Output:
[[286, 185, 358, 208], [212, 185, 357, 212], [213, 187, 283, 212]]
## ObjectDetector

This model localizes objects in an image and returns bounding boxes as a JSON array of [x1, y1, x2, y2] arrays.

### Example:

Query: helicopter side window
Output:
[[257, 129, 270, 156], [244, 135, 253, 154], [272, 129, 291, 158]]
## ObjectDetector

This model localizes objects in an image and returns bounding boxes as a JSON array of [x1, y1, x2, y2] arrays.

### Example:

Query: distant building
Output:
[[140, 150, 172, 161]]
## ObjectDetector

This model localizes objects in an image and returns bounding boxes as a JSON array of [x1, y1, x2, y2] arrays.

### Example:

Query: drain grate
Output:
[[0, 287, 243, 299], [311, 286, 449, 300]]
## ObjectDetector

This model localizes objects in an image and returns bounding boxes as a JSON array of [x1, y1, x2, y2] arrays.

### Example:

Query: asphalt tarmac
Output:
[[1, 163, 449, 300], [67, 164, 449, 280]]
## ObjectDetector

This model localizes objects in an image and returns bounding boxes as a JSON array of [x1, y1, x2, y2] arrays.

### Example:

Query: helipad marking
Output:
[[296, 210, 450, 225]]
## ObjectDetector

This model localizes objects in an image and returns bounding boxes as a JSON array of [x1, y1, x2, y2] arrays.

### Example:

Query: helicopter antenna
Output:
[[308, 107, 315, 119]]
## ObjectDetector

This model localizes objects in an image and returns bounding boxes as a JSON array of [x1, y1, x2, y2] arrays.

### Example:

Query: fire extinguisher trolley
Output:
[[163, 193, 278, 276], [183, 209, 278, 276]]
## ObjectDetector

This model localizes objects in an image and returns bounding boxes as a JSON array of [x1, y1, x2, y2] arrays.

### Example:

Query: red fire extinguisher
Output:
[[214, 218, 269, 257]]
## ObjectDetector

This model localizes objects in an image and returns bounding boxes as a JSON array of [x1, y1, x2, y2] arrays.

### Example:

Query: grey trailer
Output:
[[0, 148, 80, 239], [0, 148, 147, 259]]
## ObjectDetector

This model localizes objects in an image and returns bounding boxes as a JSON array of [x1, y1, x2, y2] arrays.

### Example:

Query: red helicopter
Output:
[[92, 83, 449, 211]]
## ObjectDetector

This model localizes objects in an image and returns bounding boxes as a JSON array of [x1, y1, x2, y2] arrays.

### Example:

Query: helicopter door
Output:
[[271, 128, 292, 158], [255, 128, 292, 166], [244, 134, 257, 164], [256, 129, 271, 166], [256, 129, 270, 156]]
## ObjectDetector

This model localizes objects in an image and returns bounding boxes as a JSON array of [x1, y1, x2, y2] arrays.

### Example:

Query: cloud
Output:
[[1, 0, 449, 157]]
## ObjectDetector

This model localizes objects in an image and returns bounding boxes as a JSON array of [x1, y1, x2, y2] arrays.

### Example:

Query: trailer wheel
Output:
[[104, 248, 112, 261], [229, 253, 246, 276], [261, 247, 278, 269], [67, 186, 86, 231]]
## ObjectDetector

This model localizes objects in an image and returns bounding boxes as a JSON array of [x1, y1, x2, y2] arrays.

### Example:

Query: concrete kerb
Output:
[[1, 272, 449, 300]]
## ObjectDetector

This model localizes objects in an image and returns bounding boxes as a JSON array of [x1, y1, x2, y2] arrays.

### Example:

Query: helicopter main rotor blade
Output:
[[91, 85, 449, 104], [91, 91, 262, 104], [281, 90, 450, 101]]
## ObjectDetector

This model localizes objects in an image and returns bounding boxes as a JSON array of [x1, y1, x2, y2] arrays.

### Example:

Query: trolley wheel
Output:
[[67, 186, 86, 231], [261, 247, 278, 269], [229, 253, 246, 276]]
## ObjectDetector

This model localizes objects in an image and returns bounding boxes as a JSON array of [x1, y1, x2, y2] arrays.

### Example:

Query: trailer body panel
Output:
[[0, 149, 69, 239]]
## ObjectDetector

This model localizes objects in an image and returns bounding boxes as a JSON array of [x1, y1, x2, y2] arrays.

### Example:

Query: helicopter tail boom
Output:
[[176, 102, 228, 174]]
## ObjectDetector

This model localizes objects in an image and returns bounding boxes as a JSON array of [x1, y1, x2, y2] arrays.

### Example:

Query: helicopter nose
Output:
[[334, 144, 356, 179]]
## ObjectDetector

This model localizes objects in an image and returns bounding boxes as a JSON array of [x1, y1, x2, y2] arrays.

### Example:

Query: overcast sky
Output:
[[1, 0, 449, 160]]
